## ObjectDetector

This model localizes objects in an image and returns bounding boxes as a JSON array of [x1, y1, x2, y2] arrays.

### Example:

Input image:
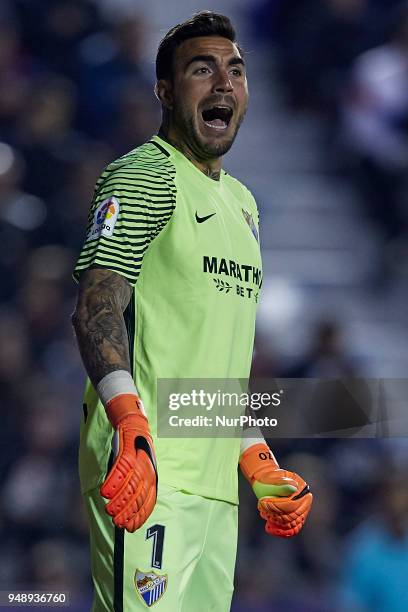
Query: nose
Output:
[[212, 68, 233, 93]]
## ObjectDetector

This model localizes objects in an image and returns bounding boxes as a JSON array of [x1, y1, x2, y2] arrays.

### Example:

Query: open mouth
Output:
[[201, 105, 233, 130]]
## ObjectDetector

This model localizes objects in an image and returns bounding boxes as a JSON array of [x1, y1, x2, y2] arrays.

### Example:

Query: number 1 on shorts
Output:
[[146, 524, 165, 569]]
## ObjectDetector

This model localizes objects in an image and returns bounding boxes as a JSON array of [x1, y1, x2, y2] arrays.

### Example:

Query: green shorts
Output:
[[84, 483, 238, 611]]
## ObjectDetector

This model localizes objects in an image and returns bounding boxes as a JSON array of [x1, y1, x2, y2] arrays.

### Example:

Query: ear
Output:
[[155, 79, 173, 110]]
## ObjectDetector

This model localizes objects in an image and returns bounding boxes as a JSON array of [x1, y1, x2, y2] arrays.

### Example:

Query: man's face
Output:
[[166, 36, 248, 159]]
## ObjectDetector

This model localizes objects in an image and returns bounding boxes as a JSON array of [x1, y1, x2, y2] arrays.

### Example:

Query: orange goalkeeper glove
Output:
[[240, 443, 312, 538], [100, 394, 157, 533]]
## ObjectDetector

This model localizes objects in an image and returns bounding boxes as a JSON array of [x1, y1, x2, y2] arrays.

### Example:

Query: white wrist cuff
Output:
[[97, 370, 139, 406], [240, 426, 265, 456], [240, 429, 279, 465]]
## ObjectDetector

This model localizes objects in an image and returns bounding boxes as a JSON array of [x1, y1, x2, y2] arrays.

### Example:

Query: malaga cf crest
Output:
[[135, 569, 167, 607], [242, 208, 259, 242]]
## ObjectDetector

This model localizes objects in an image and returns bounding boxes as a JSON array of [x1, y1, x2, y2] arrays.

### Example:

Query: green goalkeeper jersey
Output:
[[74, 135, 262, 505]]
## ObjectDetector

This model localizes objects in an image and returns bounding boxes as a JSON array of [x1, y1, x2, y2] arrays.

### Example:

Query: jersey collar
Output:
[[150, 135, 225, 186]]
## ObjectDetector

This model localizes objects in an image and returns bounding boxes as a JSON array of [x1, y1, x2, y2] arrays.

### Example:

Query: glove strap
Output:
[[239, 443, 280, 485], [106, 394, 145, 428]]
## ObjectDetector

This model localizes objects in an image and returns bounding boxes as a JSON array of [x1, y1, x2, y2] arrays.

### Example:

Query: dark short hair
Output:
[[156, 11, 241, 80]]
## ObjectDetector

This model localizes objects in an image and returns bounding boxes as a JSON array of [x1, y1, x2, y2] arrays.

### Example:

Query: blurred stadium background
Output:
[[1, 0, 408, 610]]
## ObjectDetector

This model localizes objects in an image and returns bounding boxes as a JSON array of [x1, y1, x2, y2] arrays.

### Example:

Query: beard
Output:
[[173, 102, 247, 160]]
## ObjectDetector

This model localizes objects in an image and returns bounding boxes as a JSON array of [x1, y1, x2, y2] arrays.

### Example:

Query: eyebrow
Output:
[[184, 54, 245, 71]]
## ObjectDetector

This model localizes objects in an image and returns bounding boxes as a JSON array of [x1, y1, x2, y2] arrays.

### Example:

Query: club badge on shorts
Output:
[[242, 208, 259, 242], [135, 569, 167, 607]]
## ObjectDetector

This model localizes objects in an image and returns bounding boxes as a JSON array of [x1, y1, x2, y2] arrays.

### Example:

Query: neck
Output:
[[158, 125, 221, 181]]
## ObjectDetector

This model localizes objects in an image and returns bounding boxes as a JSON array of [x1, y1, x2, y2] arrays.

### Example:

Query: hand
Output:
[[240, 443, 312, 538], [256, 470, 313, 538], [100, 395, 157, 532]]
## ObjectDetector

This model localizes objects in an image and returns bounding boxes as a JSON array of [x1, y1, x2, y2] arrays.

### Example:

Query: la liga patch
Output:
[[86, 196, 120, 241], [135, 569, 167, 607]]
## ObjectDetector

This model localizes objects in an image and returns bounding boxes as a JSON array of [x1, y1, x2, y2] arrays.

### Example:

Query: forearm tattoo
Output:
[[72, 268, 133, 388]]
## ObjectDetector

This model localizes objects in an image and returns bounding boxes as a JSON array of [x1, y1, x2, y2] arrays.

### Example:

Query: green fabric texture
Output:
[[74, 135, 262, 505], [85, 483, 238, 611]]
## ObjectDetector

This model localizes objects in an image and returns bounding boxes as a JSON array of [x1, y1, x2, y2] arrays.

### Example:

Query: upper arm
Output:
[[74, 267, 133, 316], [73, 162, 176, 286]]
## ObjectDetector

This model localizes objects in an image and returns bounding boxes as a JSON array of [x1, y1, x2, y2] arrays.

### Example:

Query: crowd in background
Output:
[[1, 1, 408, 610], [254, 0, 408, 280]]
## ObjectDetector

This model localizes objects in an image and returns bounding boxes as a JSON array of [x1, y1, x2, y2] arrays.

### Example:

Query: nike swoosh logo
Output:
[[195, 212, 216, 223]]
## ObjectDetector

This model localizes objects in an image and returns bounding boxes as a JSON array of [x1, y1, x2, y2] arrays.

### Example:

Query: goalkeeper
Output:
[[72, 11, 312, 612]]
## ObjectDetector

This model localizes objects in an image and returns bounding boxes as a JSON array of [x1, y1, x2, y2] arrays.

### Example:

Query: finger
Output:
[[121, 516, 136, 533], [101, 444, 155, 501], [132, 448, 156, 484], [111, 485, 145, 530], [266, 521, 303, 538], [100, 455, 134, 499], [259, 492, 312, 516], [127, 484, 157, 532], [289, 494, 313, 518], [122, 466, 156, 520], [259, 501, 310, 527], [268, 520, 304, 532], [263, 507, 306, 526], [104, 473, 144, 517], [115, 478, 157, 532], [258, 506, 308, 527], [265, 512, 303, 527], [266, 514, 305, 533], [266, 523, 298, 536], [258, 498, 289, 516], [110, 456, 156, 523]]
